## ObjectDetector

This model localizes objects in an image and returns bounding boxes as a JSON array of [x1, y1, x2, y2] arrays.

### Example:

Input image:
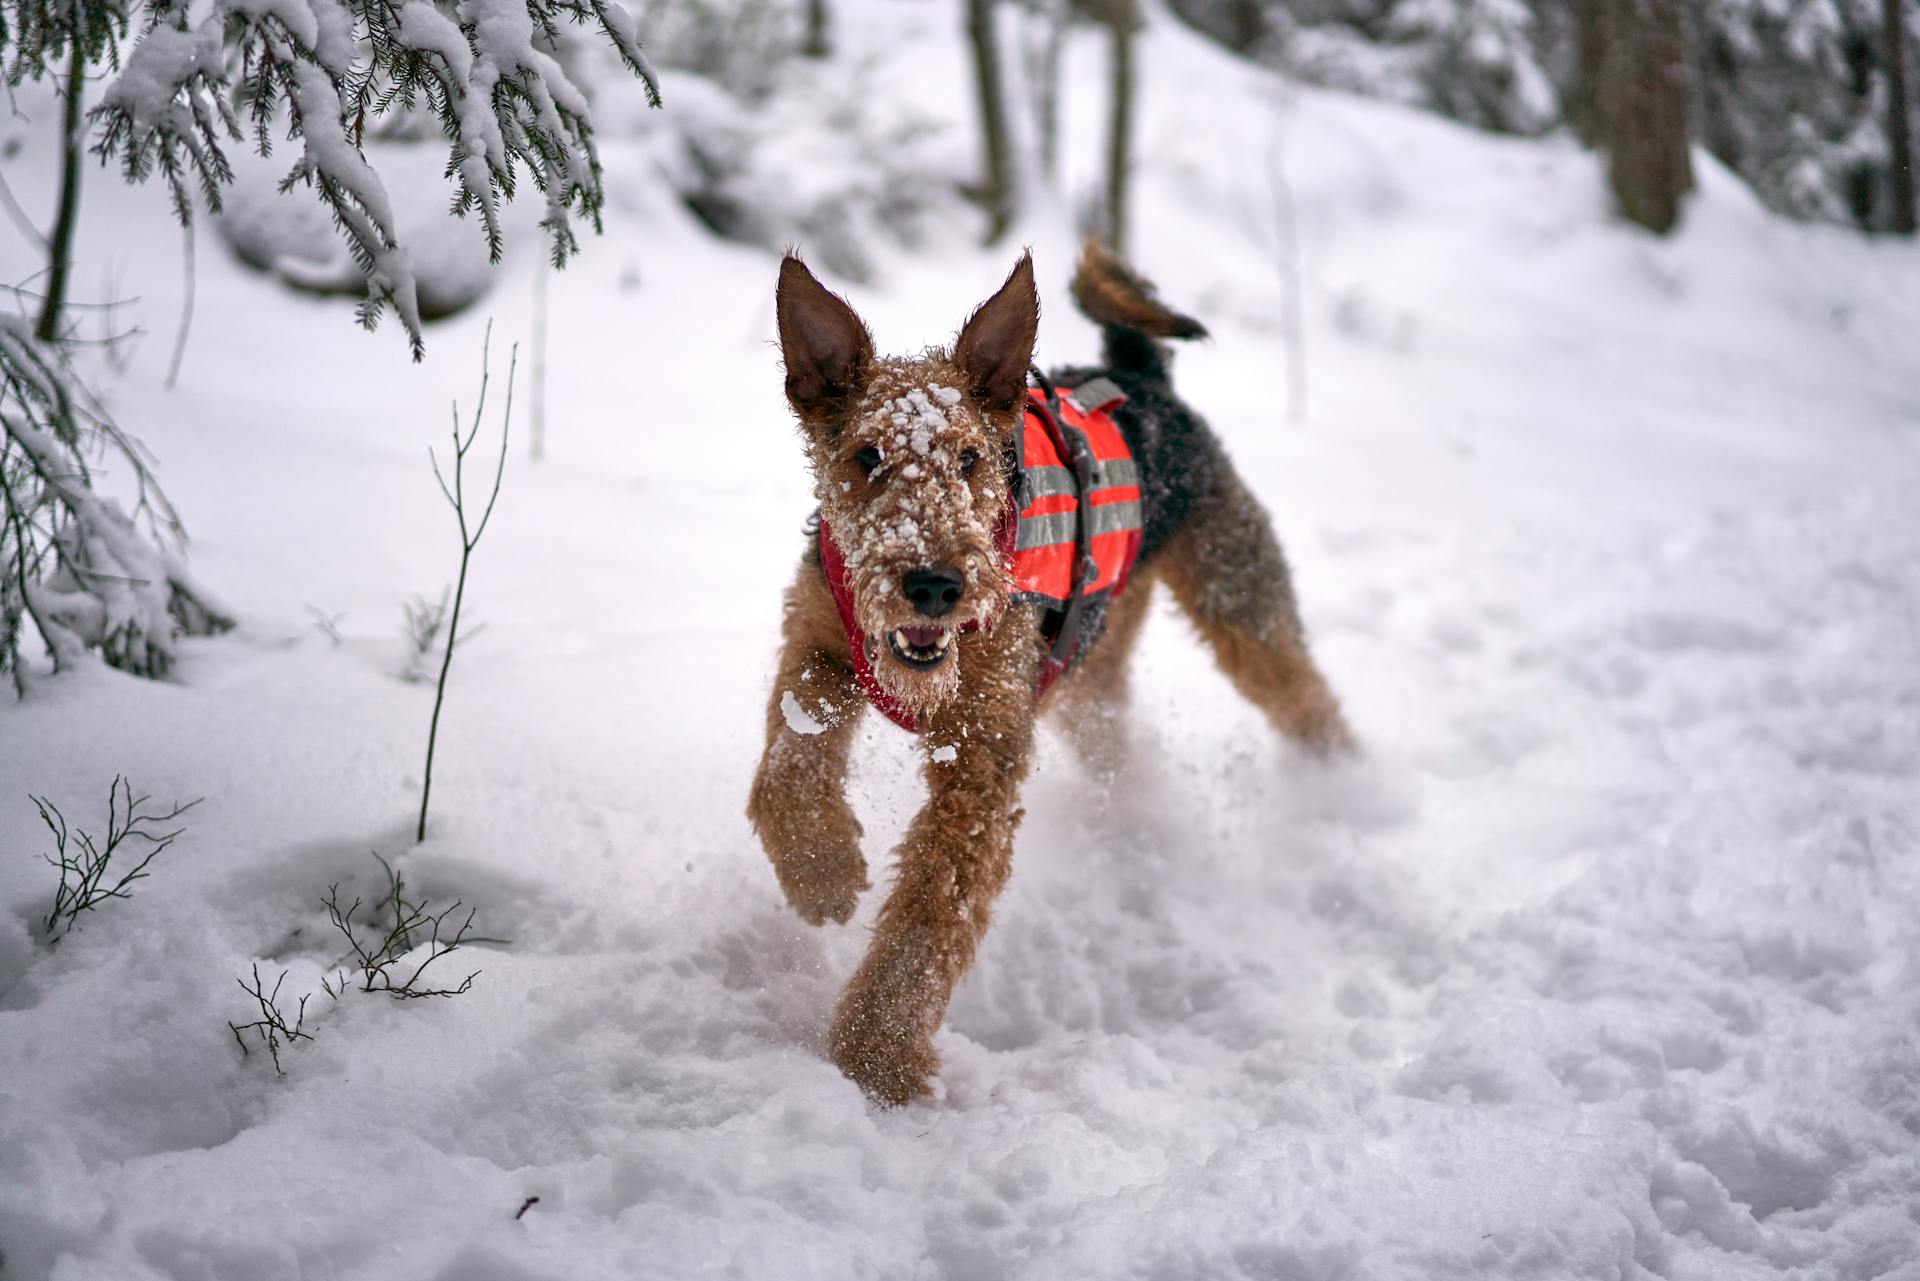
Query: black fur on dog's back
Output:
[[1049, 239, 1225, 567]]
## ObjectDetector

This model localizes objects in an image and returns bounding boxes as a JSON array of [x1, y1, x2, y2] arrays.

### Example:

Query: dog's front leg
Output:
[[828, 614, 1040, 1105], [748, 573, 871, 926]]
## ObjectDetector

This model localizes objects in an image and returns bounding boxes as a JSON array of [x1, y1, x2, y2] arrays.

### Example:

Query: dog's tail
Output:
[[1069, 237, 1208, 383]]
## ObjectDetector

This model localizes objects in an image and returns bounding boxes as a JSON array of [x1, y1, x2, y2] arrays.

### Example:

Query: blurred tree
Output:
[[804, 0, 832, 57], [1, 0, 663, 357], [1886, 0, 1916, 232], [1020, 0, 1071, 183], [967, 0, 1016, 241], [1106, 0, 1137, 252], [1573, 0, 1694, 233]]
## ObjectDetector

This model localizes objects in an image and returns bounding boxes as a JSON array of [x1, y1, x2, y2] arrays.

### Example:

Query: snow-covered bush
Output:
[[0, 0, 662, 357], [1248, 0, 1557, 134], [654, 67, 953, 282], [1688, 0, 1916, 227], [643, 0, 797, 101], [0, 316, 230, 688], [212, 145, 512, 322]]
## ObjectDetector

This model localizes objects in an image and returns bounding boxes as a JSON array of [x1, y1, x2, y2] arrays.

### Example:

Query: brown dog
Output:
[[748, 241, 1352, 1104]]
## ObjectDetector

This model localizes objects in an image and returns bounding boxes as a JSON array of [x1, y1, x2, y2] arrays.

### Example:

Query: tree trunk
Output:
[[1886, 0, 1916, 234], [36, 37, 88, 343], [803, 0, 830, 59], [1575, 0, 1693, 234], [1027, 0, 1067, 185], [1106, 0, 1136, 254], [966, 0, 1014, 243]]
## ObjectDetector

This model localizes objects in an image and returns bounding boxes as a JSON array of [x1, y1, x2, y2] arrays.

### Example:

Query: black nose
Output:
[[903, 568, 965, 618]]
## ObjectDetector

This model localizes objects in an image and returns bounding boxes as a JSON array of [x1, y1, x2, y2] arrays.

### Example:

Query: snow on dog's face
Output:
[[777, 253, 1038, 714]]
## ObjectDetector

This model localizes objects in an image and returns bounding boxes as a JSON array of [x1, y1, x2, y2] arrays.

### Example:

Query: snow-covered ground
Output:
[[4, 4, 1920, 1277]]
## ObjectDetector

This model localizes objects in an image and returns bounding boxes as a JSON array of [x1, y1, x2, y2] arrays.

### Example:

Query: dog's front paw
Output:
[[776, 842, 869, 926], [748, 768, 869, 925], [828, 1002, 938, 1106]]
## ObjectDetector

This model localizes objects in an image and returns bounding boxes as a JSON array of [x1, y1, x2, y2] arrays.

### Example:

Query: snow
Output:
[[3, 1, 1919, 1277], [780, 690, 828, 736]]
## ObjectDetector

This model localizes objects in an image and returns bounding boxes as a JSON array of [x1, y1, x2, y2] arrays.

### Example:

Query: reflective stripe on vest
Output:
[[1009, 386, 1144, 606]]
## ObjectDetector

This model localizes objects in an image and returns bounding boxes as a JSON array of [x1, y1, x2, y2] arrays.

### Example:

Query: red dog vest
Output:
[[818, 380, 1144, 733]]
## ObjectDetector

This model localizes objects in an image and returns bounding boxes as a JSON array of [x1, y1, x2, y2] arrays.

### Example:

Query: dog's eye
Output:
[[855, 446, 883, 476], [959, 449, 980, 477]]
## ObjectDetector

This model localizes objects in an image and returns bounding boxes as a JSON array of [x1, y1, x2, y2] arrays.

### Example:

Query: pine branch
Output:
[[66, 0, 662, 358]]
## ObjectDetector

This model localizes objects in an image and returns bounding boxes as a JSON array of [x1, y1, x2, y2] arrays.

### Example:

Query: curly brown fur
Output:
[[752, 244, 1352, 1105], [1070, 238, 1208, 340]]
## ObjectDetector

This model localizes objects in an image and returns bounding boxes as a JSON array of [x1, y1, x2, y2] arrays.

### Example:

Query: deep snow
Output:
[[3, 3, 1920, 1278]]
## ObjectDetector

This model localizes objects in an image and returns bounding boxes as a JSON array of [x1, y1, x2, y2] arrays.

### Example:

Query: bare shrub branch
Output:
[[322, 852, 497, 998], [228, 961, 313, 1075], [33, 775, 201, 939], [417, 329, 515, 841]]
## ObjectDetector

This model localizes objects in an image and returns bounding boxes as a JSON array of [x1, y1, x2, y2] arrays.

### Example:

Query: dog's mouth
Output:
[[886, 624, 954, 670]]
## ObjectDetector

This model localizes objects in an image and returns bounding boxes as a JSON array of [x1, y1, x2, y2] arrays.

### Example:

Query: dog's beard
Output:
[[848, 552, 1006, 716], [864, 620, 964, 711]]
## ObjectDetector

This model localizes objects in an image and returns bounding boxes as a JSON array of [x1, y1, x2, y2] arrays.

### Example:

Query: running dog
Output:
[[748, 241, 1352, 1104]]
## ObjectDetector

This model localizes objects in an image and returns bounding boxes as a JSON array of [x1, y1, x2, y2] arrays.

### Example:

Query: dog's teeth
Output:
[[934, 632, 952, 650]]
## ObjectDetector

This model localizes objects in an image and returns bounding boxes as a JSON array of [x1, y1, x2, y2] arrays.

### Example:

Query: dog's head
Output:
[[777, 252, 1039, 716]]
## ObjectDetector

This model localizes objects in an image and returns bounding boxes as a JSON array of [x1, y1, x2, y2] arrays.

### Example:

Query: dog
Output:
[[747, 240, 1352, 1104]]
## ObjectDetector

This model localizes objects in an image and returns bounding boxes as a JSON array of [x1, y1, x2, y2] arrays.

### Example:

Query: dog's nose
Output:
[[903, 568, 965, 618]]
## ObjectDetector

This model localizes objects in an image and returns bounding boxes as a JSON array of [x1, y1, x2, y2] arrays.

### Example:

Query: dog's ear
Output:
[[953, 252, 1039, 417], [777, 254, 874, 423]]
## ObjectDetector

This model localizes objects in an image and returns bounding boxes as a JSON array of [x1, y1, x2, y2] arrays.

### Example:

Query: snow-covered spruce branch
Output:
[[73, 0, 661, 358], [1, 314, 231, 687]]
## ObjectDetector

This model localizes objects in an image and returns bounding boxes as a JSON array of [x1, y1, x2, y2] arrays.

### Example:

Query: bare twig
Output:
[[322, 852, 497, 998], [165, 219, 195, 390], [34, 776, 201, 939], [306, 604, 346, 645], [401, 586, 450, 680], [228, 961, 312, 1075], [417, 326, 515, 842], [1267, 92, 1307, 425]]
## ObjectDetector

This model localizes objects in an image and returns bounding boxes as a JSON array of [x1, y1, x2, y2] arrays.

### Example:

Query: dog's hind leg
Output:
[[1047, 573, 1156, 780], [1158, 471, 1354, 756], [747, 560, 872, 926], [827, 610, 1041, 1104]]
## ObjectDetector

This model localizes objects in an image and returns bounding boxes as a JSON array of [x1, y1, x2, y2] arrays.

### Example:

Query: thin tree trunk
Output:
[[166, 220, 195, 390], [1886, 0, 1916, 234], [1106, 0, 1136, 254], [803, 0, 830, 58], [36, 37, 88, 343], [1268, 121, 1306, 425], [966, 0, 1015, 243], [1028, 0, 1067, 184], [530, 262, 547, 461]]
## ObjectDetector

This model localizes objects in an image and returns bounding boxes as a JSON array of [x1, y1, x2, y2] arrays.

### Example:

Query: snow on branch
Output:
[[84, 0, 662, 358], [0, 315, 231, 687]]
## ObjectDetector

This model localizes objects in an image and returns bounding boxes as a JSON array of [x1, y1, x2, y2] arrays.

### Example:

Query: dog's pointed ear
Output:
[[777, 254, 874, 422], [953, 252, 1039, 416]]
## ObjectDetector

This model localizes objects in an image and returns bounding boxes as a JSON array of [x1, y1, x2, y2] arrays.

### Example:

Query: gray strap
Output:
[[1070, 377, 1126, 413]]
